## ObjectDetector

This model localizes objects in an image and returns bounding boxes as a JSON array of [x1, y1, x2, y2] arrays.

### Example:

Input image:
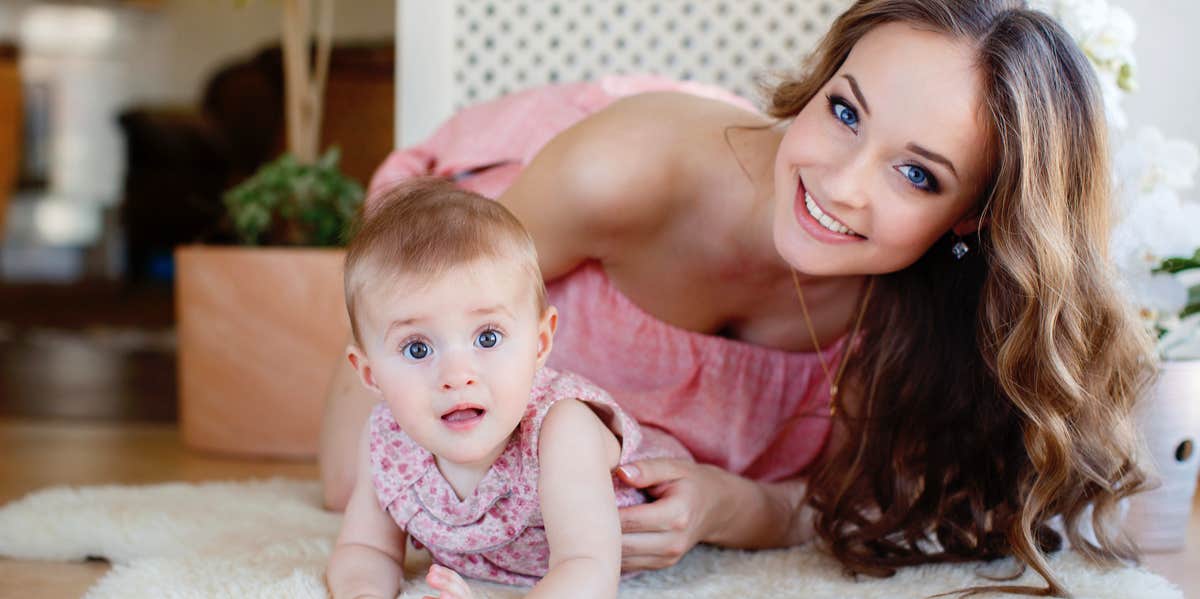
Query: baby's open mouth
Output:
[[442, 407, 485, 422]]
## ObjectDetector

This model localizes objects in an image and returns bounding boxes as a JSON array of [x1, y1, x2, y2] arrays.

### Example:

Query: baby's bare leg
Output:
[[319, 340, 377, 511]]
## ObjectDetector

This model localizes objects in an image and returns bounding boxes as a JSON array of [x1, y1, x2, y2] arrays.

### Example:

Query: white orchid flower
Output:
[[1033, 0, 1199, 360], [1159, 313, 1200, 360]]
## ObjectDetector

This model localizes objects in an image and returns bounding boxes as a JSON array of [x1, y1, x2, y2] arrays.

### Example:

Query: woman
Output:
[[322, 0, 1154, 595]]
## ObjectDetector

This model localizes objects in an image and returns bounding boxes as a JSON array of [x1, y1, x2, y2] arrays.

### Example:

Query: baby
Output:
[[325, 178, 691, 599]]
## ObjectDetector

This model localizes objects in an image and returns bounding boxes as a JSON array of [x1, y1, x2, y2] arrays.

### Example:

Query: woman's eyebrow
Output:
[[843, 74, 871, 115], [906, 143, 959, 178]]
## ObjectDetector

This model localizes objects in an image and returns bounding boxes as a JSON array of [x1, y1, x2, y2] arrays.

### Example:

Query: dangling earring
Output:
[[951, 235, 970, 260]]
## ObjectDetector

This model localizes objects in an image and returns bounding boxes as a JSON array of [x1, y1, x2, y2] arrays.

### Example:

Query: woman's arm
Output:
[[319, 345, 377, 511], [326, 421, 408, 599]]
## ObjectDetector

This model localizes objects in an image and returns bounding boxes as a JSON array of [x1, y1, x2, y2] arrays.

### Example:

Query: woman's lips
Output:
[[793, 178, 866, 244]]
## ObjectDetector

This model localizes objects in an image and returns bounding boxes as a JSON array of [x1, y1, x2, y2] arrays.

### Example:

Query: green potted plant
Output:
[[175, 0, 362, 458], [224, 148, 362, 247]]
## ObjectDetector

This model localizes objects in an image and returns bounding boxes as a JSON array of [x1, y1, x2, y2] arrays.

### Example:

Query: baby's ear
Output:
[[346, 345, 382, 395], [535, 306, 558, 367]]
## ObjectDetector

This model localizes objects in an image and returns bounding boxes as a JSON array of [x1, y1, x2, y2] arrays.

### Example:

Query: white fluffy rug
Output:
[[0, 478, 1182, 599]]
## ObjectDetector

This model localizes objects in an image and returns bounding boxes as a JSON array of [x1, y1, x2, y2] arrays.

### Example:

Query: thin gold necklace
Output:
[[790, 270, 875, 417]]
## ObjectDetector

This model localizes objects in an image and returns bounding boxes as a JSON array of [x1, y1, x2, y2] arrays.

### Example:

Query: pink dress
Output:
[[368, 367, 692, 586], [368, 75, 842, 483]]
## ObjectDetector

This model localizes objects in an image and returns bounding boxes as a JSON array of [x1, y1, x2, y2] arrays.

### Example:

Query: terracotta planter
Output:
[[175, 245, 348, 458], [1125, 359, 1200, 552]]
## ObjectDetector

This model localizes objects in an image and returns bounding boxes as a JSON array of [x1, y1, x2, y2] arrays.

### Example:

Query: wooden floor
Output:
[[0, 418, 318, 599], [0, 418, 1197, 599], [0, 282, 176, 422]]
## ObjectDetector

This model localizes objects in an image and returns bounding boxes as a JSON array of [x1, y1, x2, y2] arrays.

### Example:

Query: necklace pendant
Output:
[[830, 384, 838, 399]]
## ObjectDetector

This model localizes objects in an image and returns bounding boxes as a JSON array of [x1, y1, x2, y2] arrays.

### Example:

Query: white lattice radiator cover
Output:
[[397, 0, 854, 145]]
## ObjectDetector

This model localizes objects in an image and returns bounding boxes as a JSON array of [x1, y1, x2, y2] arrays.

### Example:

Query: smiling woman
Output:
[[764, 2, 1155, 595], [321, 1, 1156, 596]]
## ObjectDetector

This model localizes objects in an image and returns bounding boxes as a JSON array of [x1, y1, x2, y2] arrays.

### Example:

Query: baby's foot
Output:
[[423, 564, 475, 599]]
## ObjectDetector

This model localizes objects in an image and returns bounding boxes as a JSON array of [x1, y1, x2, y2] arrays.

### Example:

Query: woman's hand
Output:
[[616, 459, 813, 572], [615, 459, 735, 571], [423, 564, 475, 599]]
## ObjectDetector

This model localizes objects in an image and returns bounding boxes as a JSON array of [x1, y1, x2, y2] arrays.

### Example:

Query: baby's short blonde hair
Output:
[[344, 177, 547, 345]]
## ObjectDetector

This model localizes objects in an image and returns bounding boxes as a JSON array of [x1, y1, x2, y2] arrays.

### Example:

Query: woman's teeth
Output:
[[805, 192, 859, 237]]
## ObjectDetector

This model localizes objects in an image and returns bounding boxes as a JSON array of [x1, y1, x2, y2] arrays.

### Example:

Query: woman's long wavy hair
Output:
[[767, 1, 1157, 595]]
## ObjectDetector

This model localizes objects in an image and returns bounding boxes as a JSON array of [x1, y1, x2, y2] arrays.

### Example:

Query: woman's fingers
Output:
[[620, 493, 695, 571], [621, 554, 675, 572], [618, 490, 689, 534], [618, 501, 665, 534], [616, 458, 690, 489], [620, 532, 691, 571]]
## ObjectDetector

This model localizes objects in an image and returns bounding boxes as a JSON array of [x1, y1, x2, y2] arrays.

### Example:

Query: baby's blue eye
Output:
[[404, 341, 430, 360], [476, 330, 502, 348]]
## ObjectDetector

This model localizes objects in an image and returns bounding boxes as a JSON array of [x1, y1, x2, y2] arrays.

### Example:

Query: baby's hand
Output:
[[422, 564, 475, 599]]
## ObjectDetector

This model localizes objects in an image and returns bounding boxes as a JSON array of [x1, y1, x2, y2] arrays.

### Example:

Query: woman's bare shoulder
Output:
[[592, 91, 772, 150], [604, 90, 768, 120], [499, 92, 769, 276], [515, 92, 767, 211]]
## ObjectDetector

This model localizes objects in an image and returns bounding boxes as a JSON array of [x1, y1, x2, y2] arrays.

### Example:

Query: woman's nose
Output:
[[822, 147, 873, 211]]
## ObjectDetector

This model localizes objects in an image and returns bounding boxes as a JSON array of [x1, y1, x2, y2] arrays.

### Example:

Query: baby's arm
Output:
[[531, 398, 625, 598], [326, 422, 408, 599]]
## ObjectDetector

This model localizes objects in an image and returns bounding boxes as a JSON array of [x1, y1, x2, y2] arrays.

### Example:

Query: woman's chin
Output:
[[774, 229, 884, 278], [773, 214, 832, 274]]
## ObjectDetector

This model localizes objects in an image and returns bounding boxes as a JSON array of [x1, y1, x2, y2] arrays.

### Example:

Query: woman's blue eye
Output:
[[897, 165, 937, 191], [834, 103, 857, 126], [829, 97, 859, 130], [404, 341, 430, 360], [476, 330, 502, 348]]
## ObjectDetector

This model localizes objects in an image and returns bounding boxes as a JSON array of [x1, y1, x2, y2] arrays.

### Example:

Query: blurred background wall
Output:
[[1116, 0, 1200, 173], [0, 0, 394, 106], [0, 0, 394, 282]]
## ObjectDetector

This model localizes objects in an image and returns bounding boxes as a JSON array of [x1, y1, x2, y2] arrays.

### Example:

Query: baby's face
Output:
[[352, 256, 554, 468]]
